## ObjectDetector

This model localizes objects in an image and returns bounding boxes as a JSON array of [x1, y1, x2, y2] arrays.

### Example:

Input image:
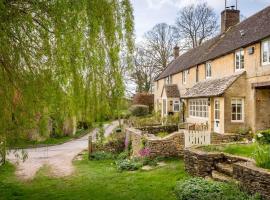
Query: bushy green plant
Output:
[[129, 104, 149, 117], [253, 145, 270, 169], [89, 151, 115, 160], [175, 178, 260, 200], [117, 151, 129, 160], [255, 129, 270, 144], [142, 157, 158, 166], [166, 114, 180, 125], [115, 158, 143, 171]]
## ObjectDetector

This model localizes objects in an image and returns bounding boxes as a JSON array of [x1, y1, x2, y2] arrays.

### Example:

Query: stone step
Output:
[[212, 170, 236, 183], [215, 163, 233, 177]]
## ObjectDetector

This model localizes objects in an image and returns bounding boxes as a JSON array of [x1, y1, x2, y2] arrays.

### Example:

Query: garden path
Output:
[[7, 121, 120, 180]]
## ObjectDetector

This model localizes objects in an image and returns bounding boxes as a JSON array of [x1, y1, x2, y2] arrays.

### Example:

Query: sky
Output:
[[131, 0, 270, 42]]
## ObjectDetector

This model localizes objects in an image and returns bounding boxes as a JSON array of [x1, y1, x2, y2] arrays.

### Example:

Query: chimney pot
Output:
[[173, 46, 180, 59]]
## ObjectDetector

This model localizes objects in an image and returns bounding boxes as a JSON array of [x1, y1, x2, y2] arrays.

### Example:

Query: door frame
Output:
[[214, 98, 221, 133]]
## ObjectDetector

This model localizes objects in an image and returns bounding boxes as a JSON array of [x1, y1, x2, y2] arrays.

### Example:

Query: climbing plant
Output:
[[0, 0, 134, 160]]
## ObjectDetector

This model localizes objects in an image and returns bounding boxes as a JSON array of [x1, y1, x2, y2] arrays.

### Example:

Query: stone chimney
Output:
[[221, 8, 240, 33], [173, 45, 180, 59]]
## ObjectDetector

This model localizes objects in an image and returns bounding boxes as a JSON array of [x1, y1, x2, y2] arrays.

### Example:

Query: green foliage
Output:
[[253, 145, 270, 169], [89, 151, 115, 161], [0, 0, 134, 155], [117, 151, 129, 160], [115, 158, 143, 171], [166, 114, 180, 125], [175, 178, 260, 200], [129, 105, 149, 116], [142, 157, 158, 166], [157, 132, 168, 138], [256, 129, 270, 144]]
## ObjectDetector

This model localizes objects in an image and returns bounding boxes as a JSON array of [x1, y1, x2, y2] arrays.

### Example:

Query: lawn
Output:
[[0, 155, 188, 200], [200, 143, 258, 158]]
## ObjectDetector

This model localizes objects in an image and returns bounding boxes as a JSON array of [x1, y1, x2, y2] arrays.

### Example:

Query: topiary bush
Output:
[[255, 129, 270, 144], [175, 178, 260, 200], [129, 104, 149, 117]]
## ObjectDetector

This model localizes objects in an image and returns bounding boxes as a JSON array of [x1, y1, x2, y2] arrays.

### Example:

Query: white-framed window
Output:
[[205, 62, 212, 79], [262, 39, 270, 65], [189, 99, 209, 118], [173, 100, 180, 112], [166, 75, 172, 84], [182, 70, 188, 84], [231, 98, 244, 122], [235, 49, 244, 71]]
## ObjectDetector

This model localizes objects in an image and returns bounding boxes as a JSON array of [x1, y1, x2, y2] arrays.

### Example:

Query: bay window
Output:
[[262, 39, 270, 65], [189, 99, 208, 118], [231, 98, 244, 122], [235, 49, 244, 71]]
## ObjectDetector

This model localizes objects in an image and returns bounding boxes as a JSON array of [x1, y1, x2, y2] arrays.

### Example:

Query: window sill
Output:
[[231, 120, 244, 123]]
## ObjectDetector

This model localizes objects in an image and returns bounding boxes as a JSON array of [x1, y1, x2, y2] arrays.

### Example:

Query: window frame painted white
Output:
[[235, 49, 245, 71], [182, 70, 187, 84], [173, 100, 180, 112], [189, 98, 209, 119], [231, 98, 244, 123], [262, 38, 270, 66], [205, 62, 212, 79]]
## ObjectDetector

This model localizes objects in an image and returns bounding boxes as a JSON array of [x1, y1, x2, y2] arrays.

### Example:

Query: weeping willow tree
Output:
[[0, 0, 134, 162]]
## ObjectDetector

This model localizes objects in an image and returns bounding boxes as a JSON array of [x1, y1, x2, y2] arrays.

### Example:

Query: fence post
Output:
[[88, 135, 93, 160]]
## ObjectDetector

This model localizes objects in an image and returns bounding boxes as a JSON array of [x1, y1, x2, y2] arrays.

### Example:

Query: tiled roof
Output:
[[182, 71, 245, 98], [162, 84, 180, 98], [156, 6, 270, 81]]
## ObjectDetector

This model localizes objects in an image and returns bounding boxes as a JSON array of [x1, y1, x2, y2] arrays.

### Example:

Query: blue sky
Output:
[[131, 0, 270, 42]]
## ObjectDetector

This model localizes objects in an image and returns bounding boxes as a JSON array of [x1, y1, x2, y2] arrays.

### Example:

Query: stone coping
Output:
[[234, 161, 270, 174], [147, 131, 184, 141]]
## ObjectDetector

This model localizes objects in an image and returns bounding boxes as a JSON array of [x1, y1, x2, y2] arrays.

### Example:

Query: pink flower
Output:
[[139, 148, 151, 157]]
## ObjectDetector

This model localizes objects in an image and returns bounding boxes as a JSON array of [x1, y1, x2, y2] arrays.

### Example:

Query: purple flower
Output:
[[124, 136, 129, 149], [139, 148, 151, 157]]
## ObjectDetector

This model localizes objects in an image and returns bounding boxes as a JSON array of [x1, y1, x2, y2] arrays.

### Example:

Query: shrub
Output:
[[129, 104, 149, 117], [253, 145, 270, 169], [255, 129, 270, 144], [117, 151, 129, 160], [115, 158, 143, 171], [89, 151, 115, 160], [175, 177, 260, 200], [157, 132, 168, 138], [142, 157, 158, 166]]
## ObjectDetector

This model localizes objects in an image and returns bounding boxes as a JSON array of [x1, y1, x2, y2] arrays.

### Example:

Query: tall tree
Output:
[[144, 23, 179, 70], [175, 2, 218, 48], [0, 0, 134, 163]]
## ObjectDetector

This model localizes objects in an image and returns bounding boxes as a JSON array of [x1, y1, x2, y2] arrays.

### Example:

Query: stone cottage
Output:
[[154, 5, 270, 134]]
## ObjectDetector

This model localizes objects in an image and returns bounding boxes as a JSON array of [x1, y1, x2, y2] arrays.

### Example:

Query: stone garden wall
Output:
[[125, 128, 185, 158], [137, 125, 179, 135], [211, 132, 244, 144], [184, 147, 270, 200]]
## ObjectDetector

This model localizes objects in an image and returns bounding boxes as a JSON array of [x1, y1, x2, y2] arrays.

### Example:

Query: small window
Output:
[[205, 62, 212, 79], [262, 39, 270, 65], [235, 49, 244, 71], [173, 100, 180, 112], [231, 98, 244, 122], [182, 70, 187, 84], [189, 99, 208, 118], [196, 66, 199, 82], [166, 75, 172, 84]]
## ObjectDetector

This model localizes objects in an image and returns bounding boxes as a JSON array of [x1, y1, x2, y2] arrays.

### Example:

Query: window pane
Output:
[[232, 113, 236, 120], [237, 114, 241, 120]]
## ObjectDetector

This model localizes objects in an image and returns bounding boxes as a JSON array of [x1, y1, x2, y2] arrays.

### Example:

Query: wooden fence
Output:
[[184, 123, 210, 148]]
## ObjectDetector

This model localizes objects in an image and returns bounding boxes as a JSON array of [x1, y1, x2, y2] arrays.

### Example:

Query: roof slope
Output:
[[182, 71, 245, 98], [162, 84, 180, 98], [156, 6, 270, 81]]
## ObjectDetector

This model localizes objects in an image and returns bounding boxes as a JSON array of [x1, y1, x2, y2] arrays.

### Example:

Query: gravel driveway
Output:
[[7, 121, 120, 180]]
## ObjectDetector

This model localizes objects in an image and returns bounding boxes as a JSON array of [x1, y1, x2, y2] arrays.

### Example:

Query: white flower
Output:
[[257, 133, 263, 138], [252, 138, 256, 143]]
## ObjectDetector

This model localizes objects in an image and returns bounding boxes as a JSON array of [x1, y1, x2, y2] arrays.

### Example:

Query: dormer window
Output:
[[235, 49, 244, 71], [262, 38, 270, 65], [205, 62, 212, 79], [166, 75, 172, 84]]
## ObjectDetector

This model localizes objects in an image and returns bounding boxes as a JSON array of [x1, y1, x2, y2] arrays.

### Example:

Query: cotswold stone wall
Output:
[[234, 162, 270, 200], [184, 147, 270, 200], [211, 132, 244, 144], [137, 125, 178, 135], [125, 128, 185, 158], [147, 132, 185, 157]]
